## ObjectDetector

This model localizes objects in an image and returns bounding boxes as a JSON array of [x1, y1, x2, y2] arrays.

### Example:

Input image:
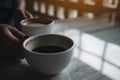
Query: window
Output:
[[103, 0, 119, 9], [84, 0, 95, 5]]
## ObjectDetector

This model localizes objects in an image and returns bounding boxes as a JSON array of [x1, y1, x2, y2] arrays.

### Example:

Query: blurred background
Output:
[[26, 0, 120, 22]]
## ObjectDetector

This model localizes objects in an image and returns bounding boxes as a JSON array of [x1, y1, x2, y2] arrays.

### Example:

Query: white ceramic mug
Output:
[[23, 34, 74, 75], [20, 17, 54, 36]]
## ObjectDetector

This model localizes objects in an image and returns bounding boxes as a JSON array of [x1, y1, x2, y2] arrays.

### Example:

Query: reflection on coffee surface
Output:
[[32, 45, 66, 53]]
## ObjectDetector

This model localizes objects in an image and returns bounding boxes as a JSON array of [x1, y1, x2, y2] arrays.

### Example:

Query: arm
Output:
[[0, 0, 30, 58], [13, 0, 33, 29], [14, 0, 26, 10]]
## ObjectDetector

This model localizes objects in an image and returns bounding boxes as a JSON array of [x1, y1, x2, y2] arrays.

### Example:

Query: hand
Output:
[[0, 24, 29, 58], [14, 8, 33, 30]]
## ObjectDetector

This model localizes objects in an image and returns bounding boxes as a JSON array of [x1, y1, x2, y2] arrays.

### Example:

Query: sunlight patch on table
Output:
[[73, 47, 81, 58], [105, 43, 120, 67], [81, 33, 106, 57], [62, 29, 81, 47], [102, 62, 120, 80], [79, 51, 102, 71]]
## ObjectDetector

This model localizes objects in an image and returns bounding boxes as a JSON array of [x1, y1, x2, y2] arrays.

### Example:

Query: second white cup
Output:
[[20, 17, 54, 36]]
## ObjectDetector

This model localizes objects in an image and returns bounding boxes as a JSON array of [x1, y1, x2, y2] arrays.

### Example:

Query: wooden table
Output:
[[0, 17, 114, 80]]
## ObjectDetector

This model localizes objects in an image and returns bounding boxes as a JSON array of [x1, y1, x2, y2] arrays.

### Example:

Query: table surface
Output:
[[1, 17, 119, 80], [0, 57, 111, 80]]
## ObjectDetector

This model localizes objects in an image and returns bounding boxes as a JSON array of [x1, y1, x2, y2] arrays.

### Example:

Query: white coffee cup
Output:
[[23, 34, 74, 75], [20, 17, 54, 36]]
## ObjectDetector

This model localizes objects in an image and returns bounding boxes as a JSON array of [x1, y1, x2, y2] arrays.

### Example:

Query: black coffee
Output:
[[32, 45, 66, 53]]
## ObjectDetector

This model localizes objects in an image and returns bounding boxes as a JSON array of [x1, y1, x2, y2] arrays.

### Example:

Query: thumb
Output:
[[25, 10, 33, 18]]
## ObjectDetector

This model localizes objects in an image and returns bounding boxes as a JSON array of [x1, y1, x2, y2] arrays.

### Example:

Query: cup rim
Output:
[[20, 17, 54, 27], [23, 34, 74, 55]]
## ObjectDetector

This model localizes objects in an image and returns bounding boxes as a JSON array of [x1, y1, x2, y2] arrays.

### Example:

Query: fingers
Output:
[[12, 27, 29, 42], [0, 24, 28, 45], [3, 26, 20, 44], [14, 10, 33, 28], [25, 10, 33, 18]]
